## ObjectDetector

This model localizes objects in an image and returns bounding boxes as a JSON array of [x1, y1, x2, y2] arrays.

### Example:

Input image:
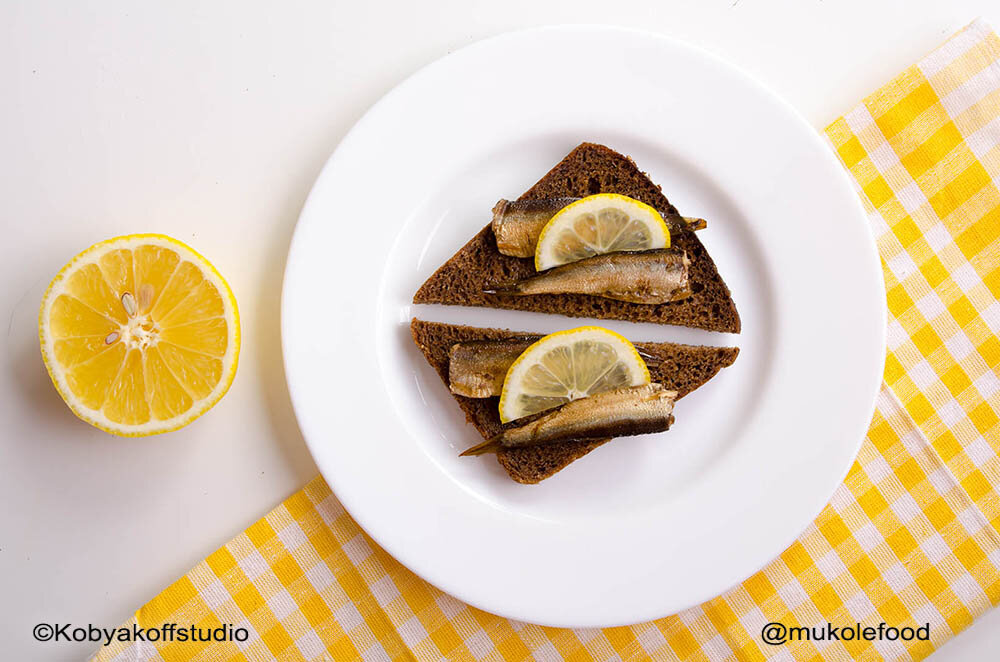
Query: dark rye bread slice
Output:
[[413, 142, 741, 333], [411, 319, 739, 483]]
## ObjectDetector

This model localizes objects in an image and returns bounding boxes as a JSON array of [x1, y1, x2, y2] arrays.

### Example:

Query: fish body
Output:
[[461, 383, 677, 455], [491, 198, 579, 257], [492, 197, 705, 258], [448, 338, 535, 398], [485, 248, 692, 304]]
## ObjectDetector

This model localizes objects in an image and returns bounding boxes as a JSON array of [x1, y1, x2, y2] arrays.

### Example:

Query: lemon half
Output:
[[498, 326, 649, 423], [534, 193, 670, 271], [39, 234, 240, 436]]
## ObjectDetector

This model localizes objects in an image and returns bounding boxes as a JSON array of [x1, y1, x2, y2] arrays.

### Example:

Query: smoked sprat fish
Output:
[[484, 248, 692, 305], [461, 383, 677, 456], [448, 338, 662, 398], [448, 338, 535, 398], [491, 198, 578, 258], [492, 198, 706, 258]]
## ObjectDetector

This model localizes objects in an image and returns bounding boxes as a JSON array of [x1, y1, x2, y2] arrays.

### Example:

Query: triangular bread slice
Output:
[[414, 142, 741, 333], [411, 319, 739, 483]]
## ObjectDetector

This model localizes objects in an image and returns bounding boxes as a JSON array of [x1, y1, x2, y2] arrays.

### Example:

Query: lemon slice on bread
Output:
[[534, 193, 670, 271], [499, 326, 649, 423], [39, 234, 240, 436]]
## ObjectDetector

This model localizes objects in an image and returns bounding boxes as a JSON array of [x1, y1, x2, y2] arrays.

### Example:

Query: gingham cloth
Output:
[[94, 20, 1000, 662]]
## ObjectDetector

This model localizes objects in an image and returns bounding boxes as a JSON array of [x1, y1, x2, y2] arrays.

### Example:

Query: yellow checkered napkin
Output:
[[94, 20, 1000, 662]]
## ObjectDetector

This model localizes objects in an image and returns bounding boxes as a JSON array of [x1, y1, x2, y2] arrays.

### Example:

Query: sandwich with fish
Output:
[[414, 142, 740, 333], [411, 320, 738, 483], [410, 143, 740, 482]]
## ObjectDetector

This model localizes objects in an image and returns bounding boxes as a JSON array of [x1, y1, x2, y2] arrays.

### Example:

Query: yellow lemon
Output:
[[534, 193, 670, 271], [499, 326, 649, 423], [39, 234, 240, 436]]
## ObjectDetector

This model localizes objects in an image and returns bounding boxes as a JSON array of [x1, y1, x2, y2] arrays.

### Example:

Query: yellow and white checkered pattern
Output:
[[94, 20, 1000, 662]]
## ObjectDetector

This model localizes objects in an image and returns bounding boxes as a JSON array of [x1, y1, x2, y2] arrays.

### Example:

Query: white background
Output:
[[1, 1, 997, 660]]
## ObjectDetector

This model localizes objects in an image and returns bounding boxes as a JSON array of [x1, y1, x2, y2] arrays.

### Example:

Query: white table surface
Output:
[[1, 1, 997, 660]]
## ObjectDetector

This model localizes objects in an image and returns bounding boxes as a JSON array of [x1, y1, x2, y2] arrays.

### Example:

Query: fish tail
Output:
[[683, 216, 707, 231], [460, 437, 502, 456]]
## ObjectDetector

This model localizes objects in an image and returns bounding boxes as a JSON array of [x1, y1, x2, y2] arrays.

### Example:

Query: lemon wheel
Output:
[[499, 326, 649, 423], [534, 193, 670, 271], [39, 234, 240, 436]]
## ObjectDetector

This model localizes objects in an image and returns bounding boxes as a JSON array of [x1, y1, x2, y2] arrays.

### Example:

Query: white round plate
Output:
[[282, 26, 885, 627]]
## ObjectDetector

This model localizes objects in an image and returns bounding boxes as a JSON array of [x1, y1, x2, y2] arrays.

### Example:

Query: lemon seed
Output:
[[121, 292, 137, 316]]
